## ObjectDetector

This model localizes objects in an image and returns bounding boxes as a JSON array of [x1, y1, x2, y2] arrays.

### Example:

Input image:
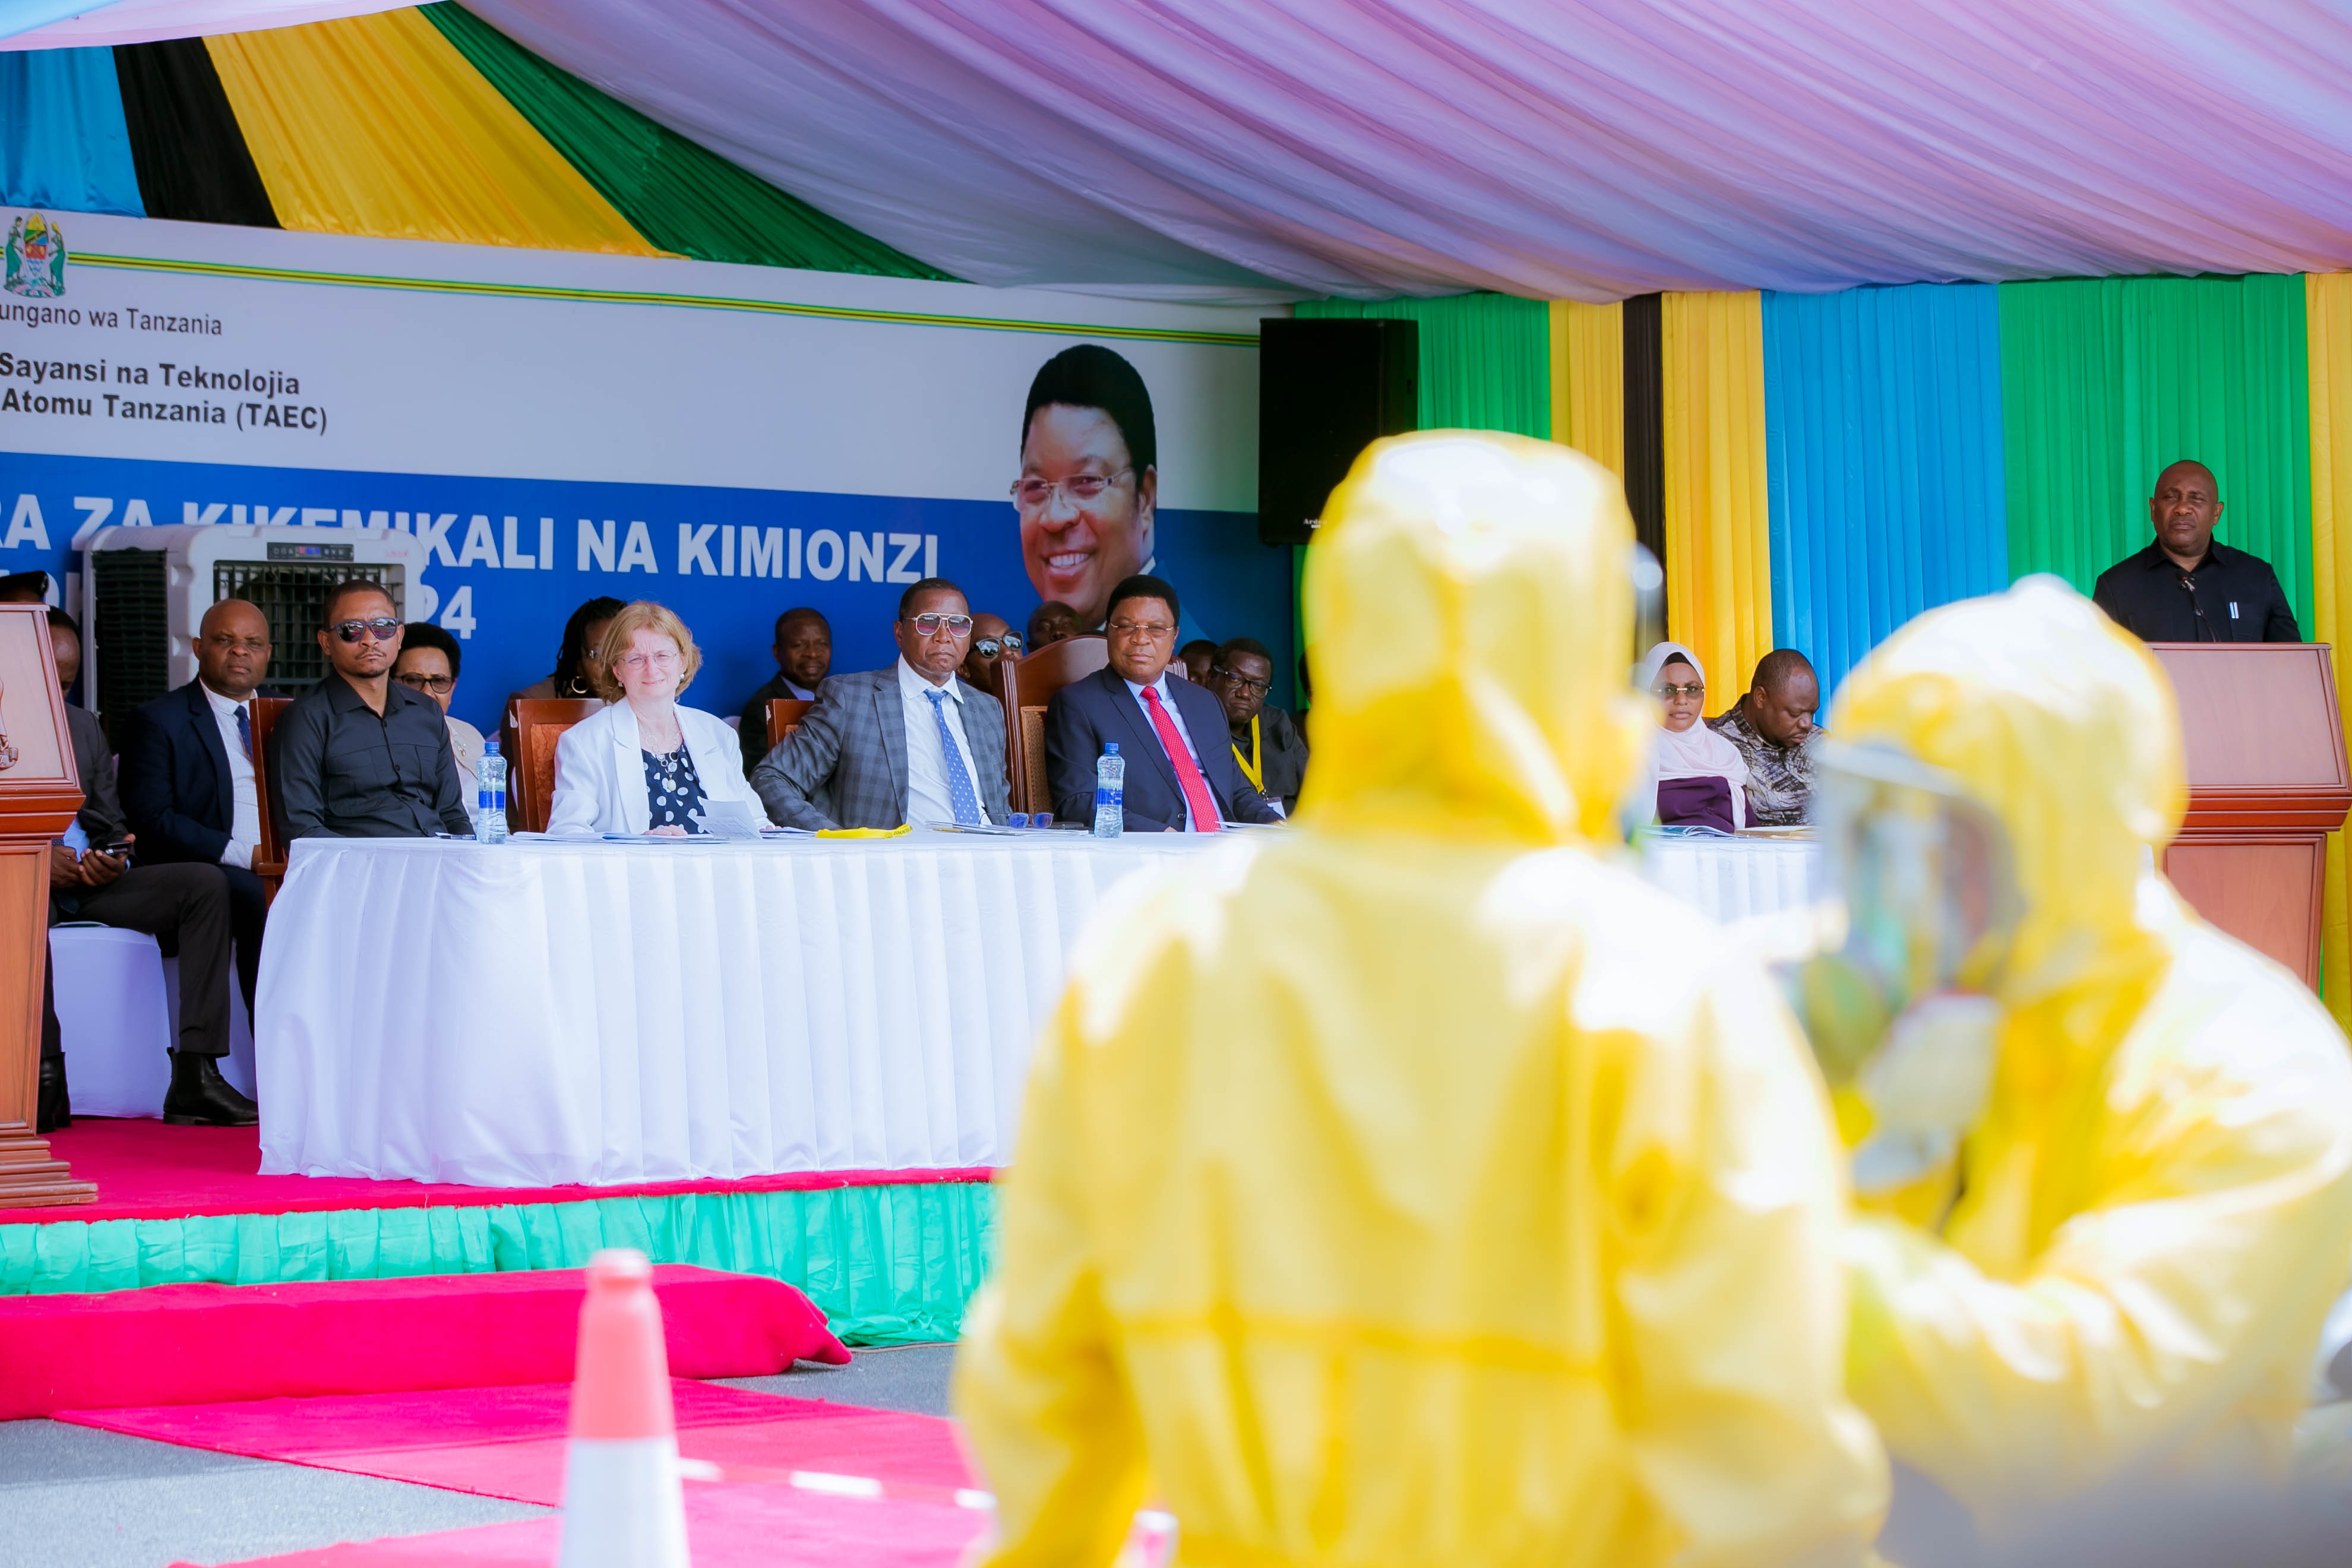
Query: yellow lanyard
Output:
[[1231, 714, 1264, 792]]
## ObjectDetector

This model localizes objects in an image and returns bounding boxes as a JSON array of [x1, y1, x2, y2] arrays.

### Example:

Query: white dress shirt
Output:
[[897, 657, 991, 826], [1124, 671, 1212, 832], [447, 715, 485, 823], [200, 679, 261, 869]]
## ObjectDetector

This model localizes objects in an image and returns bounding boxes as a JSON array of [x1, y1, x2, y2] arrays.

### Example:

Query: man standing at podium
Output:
[[2091, 459, 2300, 642]]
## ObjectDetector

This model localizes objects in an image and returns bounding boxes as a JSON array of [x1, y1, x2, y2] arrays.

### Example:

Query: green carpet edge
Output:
[[0, 1180, 998, 1348]]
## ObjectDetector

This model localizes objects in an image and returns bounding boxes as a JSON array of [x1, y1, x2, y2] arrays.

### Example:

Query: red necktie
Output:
[[1141, 686, 1222, 833]]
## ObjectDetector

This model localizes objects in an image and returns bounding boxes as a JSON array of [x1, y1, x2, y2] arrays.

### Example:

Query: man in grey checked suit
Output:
[[753, 578, 1015, 831]]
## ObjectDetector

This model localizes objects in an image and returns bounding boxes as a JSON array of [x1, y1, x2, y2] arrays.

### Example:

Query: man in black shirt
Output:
[[269, 581, 472, 839], [2091, 459, 2300, 643]]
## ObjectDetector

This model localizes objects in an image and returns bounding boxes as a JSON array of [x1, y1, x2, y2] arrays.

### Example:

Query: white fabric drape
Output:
[[0, 0, 412, 49], [256, 831, 1206, 1186], [451, 0, 2352, 300]]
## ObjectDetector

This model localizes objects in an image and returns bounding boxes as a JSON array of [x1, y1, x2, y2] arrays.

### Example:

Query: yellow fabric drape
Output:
[[1661, 290, 1772, 696], [206, 10, 659, 256], [2309, 273, 2352, 1034], [1548, 299, 1623, 478]]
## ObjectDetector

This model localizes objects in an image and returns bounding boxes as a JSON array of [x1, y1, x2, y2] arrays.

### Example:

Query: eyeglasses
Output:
[[1212, 666, 1271, 696], [394, 672, 455, 696], [906, 613, 974, 637], [1654, 682, 1705, 700], [1107, 619, 1176, 641], [1010, 469, 1133, 512], [973, 635, 1023, 658], [615, 648, 681, 672], [329, 618, 400, 643]]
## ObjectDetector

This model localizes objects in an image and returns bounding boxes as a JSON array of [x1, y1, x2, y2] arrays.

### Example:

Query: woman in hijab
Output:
[[1638, 641, 1747, 831]]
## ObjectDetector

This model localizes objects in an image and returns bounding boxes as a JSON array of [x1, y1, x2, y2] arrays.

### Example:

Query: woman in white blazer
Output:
[[546, 600, 766, 836]]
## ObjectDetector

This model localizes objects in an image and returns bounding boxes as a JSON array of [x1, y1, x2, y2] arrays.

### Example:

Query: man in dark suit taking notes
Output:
[[2092, 459, 2300, 642], [1045, 575, 1281, 833]]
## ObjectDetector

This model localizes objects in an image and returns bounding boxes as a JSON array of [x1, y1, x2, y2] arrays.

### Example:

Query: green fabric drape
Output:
[[0, 1180, 996, 1346], [1999, 274, 2312, 627], [1295, 293, 1551, 436], [421, 3, 954, 280]]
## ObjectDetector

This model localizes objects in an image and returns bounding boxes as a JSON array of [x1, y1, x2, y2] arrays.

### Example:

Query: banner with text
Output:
[[0, 211, 1279, 733]]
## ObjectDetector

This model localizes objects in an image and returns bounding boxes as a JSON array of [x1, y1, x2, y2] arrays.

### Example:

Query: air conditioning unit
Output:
[[83, 524, 425, 742]]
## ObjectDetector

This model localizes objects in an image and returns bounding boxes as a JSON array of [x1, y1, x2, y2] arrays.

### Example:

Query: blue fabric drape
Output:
[[1763, 282, 2007, 703], [0, 46, 143, 217]]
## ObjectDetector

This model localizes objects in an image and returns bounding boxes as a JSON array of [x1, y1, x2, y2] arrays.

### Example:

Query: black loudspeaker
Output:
[[1257, 317, 1418, 545]]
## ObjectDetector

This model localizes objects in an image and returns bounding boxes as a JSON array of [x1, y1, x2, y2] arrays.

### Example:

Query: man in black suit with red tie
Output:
[[1044, 575, 1281, 833]]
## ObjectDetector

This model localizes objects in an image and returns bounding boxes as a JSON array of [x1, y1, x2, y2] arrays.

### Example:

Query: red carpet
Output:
[[67, 1379, 975, 1504], [173, 1482, 988, 1567], [1, 1266, 848, 1420], [4, 1118, 991, 1224]]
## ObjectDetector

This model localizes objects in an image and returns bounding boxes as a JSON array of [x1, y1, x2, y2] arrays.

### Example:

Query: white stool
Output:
[[48, 925, 256, 1117]]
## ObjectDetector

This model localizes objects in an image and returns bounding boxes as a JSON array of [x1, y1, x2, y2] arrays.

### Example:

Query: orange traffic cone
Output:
[[556, 1249, 690, 1568]]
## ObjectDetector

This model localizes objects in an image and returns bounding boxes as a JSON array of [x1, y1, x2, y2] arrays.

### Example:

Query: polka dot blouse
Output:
[[643, 742, 710, 834]]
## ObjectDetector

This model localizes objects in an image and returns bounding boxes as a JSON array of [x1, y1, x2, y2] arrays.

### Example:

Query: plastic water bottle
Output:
[[475, 739, 509, 843], [1092, 743, 1125, 839]]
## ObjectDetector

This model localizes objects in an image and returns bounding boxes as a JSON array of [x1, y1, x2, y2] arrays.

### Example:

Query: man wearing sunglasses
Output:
[[268, 581, 473, 841], [958, 612, 1024, 693], [753, 577, 1013, 832]]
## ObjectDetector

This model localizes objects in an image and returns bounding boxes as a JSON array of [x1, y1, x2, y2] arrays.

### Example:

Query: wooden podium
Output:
[[2149, 643, 2352, 989], [0, 602, 93, 1206]]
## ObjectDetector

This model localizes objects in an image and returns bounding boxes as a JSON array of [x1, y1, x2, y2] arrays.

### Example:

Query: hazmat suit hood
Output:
[[1829, 576, 2181, 1013], [956, 428, 1889, 1568], [1296, 429, 1653, 845], [1826, 578, 2352, 1518]]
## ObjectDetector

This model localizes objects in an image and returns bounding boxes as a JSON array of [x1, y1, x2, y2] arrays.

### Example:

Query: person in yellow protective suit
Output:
[[1795, 577, 2352, 1535], [954, 430, 1887, 1568]]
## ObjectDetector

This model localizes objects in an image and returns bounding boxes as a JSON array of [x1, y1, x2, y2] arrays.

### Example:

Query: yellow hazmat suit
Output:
[[955, 431, 1886, 1568], [1826, 580, 2352, 1515]]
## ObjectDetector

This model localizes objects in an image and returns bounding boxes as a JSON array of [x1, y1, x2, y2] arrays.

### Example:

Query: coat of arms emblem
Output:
[[5, 212, 67, 299]]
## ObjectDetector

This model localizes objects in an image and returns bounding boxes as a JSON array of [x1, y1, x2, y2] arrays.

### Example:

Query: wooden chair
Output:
[[508, 698, 602, 833], [764, 697, 813, 753], [250, 696, 290, 901], [999, 635, 1108, 818]]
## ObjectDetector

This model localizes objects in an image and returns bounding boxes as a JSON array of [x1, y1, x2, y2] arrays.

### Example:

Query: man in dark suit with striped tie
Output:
[[1044, 575, 1281, 833]]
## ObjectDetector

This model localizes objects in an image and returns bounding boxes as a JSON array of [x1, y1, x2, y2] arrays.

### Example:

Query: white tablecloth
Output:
[[256, 830, 1205, 1186], [1640, 832, 1823, 923]]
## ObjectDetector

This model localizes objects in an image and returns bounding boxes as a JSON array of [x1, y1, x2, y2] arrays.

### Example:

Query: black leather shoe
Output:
[[36, 1055, 68, 1134], [162, 1052, 258, 1127]]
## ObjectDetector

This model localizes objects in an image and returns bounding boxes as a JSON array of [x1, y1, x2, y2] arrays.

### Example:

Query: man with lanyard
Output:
[[1208, 636, 1309, 817]]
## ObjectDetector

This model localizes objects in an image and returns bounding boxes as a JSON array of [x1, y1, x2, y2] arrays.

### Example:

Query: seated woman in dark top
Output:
[[1638, 641, 1748, 833], [545, 601, 766, 836]]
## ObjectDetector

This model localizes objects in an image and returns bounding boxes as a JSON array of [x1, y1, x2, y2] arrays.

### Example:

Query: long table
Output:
[[256, 831, 1206, 1186], [257, 827, 1826, 1188]]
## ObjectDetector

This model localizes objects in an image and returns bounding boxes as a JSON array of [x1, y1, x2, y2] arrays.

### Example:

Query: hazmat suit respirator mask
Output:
[[1793, 741, 2024, 1195]]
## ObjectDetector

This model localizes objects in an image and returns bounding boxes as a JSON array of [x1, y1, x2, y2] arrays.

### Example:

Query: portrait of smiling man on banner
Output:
[[1014, 344, 1157, 630]]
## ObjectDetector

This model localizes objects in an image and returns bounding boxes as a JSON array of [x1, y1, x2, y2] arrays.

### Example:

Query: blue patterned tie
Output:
[[927, 688, 984, 825], [235, 704, 252, 760]]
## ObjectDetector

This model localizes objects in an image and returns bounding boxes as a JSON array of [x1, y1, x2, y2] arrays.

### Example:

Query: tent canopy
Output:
[[10, 0, 2351, 303]]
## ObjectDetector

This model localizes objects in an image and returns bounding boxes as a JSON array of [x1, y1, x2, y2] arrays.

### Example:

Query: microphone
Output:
[[2178, 574, 2216, 641]]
